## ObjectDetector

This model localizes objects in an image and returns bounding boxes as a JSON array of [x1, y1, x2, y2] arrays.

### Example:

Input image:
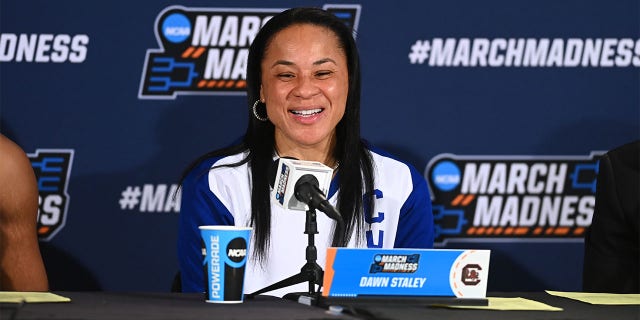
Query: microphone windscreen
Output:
[[269, 156, 298, 188], [271, 158, 333, 211]]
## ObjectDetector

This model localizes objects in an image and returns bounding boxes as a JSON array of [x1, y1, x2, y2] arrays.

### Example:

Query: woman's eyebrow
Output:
[[314, 58, 337, 65], [271, 59, 294, 67], [270, 58, 337, 68]]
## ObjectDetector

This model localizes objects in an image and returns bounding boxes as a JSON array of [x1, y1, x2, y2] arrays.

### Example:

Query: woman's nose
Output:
[[292, 76, 320, 98]]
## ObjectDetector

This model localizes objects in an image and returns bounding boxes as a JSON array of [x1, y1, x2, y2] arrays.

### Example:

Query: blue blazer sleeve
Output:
[[177, 158, 235, 293], [394, 164, 435, 249]]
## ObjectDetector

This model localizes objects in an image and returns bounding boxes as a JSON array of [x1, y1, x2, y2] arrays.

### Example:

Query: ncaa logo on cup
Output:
[[227, 237, 247, 263]]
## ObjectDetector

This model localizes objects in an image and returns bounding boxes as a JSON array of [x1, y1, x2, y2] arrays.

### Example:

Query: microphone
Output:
[[294, 174, 342, 221], [270, 158, 340, 220], [270, 157, 345, 246]]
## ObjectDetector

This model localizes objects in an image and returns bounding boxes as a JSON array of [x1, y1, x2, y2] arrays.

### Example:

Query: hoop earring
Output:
[[252, 100, 268, 122]]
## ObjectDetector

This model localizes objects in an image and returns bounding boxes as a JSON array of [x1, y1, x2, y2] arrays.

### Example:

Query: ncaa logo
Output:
[[162, 13, 191, 43], [432, 160, 461, 191], [226, 237, 247, 264]]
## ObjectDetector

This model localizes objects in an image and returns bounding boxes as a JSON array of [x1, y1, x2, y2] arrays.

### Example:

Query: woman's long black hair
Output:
[[181, 7, 375, 265]]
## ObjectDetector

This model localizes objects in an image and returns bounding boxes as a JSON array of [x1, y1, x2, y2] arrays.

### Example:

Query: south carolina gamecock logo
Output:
[[461, 264, 482, 286]]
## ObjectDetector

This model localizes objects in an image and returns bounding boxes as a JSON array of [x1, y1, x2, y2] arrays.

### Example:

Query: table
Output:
[[1, 292, 638, 320], [333, 292, 640, 320], [0, 292, 358, 320]]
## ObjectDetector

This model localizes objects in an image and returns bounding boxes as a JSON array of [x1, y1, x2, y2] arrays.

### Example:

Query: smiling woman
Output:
[[260, 24, 348, 161], [177, 7, 435, 298]]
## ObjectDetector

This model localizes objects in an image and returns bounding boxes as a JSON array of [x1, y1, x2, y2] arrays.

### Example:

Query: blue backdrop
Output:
[[1, 0, 638, 292]]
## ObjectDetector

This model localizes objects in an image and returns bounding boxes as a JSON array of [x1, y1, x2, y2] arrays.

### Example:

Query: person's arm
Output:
[[0, 135, 49, 291], [394, 165, 435, 249], [583, 142, 640, 293]]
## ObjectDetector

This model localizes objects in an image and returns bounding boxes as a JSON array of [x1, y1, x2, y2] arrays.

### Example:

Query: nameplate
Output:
[[322, 248, 490, 299]]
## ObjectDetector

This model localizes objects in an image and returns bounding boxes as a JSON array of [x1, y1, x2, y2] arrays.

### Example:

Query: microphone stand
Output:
[[246, 205, 324, 305]]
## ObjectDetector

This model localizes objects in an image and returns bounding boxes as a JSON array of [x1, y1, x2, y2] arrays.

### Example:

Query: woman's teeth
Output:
[[291, 108, 322, 116]]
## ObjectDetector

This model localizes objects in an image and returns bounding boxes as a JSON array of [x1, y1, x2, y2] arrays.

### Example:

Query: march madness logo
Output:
[[139, 4, 361, 99], [370, 254, 420, 273], [29, 149, 74, 241], [425, 152, 604, 244]]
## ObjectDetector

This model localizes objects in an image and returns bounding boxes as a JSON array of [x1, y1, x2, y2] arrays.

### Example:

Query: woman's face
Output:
[[260, 23, 348, 154]]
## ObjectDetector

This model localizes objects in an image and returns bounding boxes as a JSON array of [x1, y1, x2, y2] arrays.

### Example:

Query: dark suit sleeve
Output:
[[583, 141, 640, 293]]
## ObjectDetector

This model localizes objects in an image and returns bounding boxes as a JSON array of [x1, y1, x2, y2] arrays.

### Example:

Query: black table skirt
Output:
[[1, 291, 638, 320]]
